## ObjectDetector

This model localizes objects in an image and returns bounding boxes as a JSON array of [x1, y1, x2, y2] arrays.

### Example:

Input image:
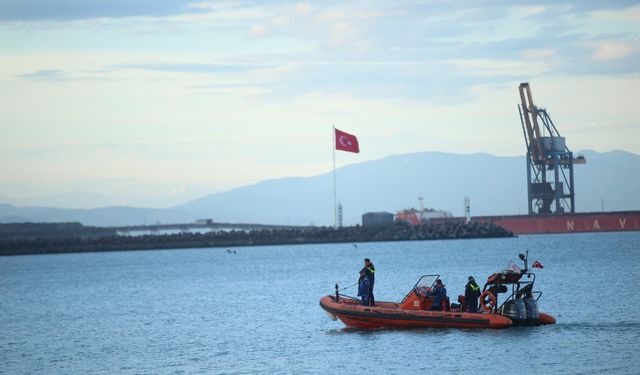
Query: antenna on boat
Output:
[[335, 283, 340, 301]]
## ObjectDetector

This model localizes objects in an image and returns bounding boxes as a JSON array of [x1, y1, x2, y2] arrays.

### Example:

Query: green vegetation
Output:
[[0, 221, 513, 256]]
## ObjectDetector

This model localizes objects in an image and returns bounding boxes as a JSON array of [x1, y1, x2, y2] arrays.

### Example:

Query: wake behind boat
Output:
[[320, 253, 556, 329]]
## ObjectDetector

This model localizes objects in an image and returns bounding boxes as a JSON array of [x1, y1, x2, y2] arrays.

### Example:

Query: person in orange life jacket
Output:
[[360, 258, 375, 306], [430, 279, 447, 311], [465, 276, 481, 313]]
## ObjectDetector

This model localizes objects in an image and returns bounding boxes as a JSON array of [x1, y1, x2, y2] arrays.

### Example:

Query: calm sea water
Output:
[[2, 232, 640, 374]]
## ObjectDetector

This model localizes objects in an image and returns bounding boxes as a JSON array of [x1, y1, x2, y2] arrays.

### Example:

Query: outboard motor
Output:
[[501, 299, 526, 326], [523, 297, 540, 326], [515, 284, 539, 326]]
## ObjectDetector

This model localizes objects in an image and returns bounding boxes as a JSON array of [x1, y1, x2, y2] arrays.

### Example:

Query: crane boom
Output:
[[519, 83, 544, 161], [517, 82, 586, 215]]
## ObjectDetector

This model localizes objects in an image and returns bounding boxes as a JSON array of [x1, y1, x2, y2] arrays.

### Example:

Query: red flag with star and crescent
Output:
[[335, 128, 359, 153], [532, 260, 544, 269]]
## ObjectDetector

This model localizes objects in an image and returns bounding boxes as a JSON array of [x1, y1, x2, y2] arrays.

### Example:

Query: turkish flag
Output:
[[335, 128, 359, 153], [532, 260, 544, 269]]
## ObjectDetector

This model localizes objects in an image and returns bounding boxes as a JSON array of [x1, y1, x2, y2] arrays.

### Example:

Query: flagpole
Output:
[[332, 125, 337, 228]]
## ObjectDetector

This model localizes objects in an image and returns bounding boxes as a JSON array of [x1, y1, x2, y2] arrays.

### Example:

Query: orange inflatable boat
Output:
[[320, 255, 556, 330]]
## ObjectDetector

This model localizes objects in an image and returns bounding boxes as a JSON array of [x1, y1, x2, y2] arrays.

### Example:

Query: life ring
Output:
[[480, 291, 496, 311]]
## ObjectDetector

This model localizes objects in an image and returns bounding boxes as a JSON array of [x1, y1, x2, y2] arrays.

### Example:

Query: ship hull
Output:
[[474, 211, 640, 234]]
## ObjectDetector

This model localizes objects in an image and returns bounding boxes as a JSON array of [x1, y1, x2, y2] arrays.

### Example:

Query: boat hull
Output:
[[320, 295, 514, 329], [538, 312, 556, 325]]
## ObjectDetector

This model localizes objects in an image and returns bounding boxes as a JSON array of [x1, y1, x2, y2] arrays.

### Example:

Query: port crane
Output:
[[518, 83, 586, 215]]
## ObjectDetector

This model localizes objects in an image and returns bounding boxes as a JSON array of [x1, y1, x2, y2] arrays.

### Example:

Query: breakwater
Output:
[[0, 222, 116, 240], [0, 221, 513, 256]]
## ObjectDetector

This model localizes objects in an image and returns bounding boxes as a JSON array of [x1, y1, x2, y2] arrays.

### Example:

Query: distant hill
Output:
[[0, 189, 207, 209], [0, 204, 192, 227], [1, 150, 638, 226], [177, 149, 640, 226], [1, 190, 121, 209]]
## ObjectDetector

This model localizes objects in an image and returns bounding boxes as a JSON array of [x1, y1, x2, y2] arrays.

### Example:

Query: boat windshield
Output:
[[401, 274, 440, 303]]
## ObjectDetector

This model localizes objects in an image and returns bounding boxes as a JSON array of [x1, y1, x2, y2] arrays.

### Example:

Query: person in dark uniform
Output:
[[465, 276, 481, 313], [357, 269, 370, 306], [430, 279, 447, 310], [360, 258, 376, 306]]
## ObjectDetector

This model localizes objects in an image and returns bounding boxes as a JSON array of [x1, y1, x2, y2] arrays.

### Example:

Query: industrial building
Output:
[[362, 212, 394, 227]]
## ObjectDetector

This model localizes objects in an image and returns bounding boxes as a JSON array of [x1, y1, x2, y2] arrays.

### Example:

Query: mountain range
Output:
[[1, 150, 638, 227]]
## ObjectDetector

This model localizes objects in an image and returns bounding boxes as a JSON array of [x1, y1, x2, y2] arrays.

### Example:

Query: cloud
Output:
[[17, 69, 67, 80], [250, 24, 268, 37], [562, 121, 640, 133], [271, 15, 289, 27], [169, 186, 187, 196], [588, 4, 640, 22], [0, 0, 203, 21], [447, 59, 556, 77], [521, 48, 556, 60], [196, 86, 272, 96], [510, 5, 547, 17], [296, 3, 311, 16], [16, 66, 135, 82], [113, 62, 276, 74], [590, 41, 636, 61], [326, 22, 360, 47]]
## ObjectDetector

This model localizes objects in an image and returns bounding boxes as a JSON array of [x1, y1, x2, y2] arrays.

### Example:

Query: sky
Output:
[[1, 0, 639, 208]]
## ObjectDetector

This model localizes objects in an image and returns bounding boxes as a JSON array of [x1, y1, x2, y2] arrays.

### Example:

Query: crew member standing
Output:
[[361, 258, 376, 306], [465, 276, 481, 312], [357, 269, 370, 306]]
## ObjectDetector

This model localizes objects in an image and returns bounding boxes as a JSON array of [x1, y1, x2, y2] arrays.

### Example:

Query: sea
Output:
[[2, 231, 639, 374]]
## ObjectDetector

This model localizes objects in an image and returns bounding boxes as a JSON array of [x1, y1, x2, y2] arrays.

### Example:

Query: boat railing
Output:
[[495, 275, 543, 312], [332, 293, 361, 302], [482, 272, 539, 312]]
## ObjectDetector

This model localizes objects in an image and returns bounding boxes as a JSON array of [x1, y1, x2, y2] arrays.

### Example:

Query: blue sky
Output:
[[1, 1, 639, 207]]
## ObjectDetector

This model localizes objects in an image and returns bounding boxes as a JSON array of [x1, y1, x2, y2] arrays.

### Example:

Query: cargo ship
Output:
[[430, 211, 640, 235]]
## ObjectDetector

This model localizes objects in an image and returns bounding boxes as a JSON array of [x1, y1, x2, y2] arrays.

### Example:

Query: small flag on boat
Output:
[[335, 128, 360, 153], [532, 260, 544, 269]]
